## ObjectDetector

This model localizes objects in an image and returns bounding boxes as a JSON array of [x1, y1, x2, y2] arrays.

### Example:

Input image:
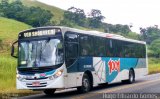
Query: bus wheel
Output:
[[77, 74, 91, 93], [43, 89, 56, 95], [127, 69, 135, 84]]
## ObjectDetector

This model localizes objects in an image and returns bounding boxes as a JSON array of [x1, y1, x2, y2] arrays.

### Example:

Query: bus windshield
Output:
[[18, 38, 64, 68]]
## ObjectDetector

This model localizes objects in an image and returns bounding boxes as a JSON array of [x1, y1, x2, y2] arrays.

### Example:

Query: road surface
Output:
[[19, 73, 160, 99]]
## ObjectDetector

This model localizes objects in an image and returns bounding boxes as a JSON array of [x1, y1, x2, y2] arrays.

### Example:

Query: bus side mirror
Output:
[[11, 40, 18, 58]]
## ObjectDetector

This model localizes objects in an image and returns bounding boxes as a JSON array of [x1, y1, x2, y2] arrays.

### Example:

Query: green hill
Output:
[[0, 17, 31, 54], [0, 17, 31, 41], [21, 0, 64, 24]]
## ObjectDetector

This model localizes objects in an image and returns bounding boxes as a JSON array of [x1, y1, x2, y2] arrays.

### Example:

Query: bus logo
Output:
[[108, 59, 120, 74], [40, 73, 46, 77]]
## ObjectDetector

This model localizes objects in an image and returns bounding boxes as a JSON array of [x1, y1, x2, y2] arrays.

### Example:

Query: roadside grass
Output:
[[0, 55, 16, 91], [0, 53, 39, 94], [0, 54, 15, 93], [148, 58, 160, 74], [148, 64, 160, 74]]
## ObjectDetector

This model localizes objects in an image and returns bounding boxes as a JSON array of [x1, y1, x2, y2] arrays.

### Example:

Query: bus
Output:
[[11, 26, 148, 95]]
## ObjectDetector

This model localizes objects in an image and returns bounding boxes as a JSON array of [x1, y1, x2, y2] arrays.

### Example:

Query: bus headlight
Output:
[[53, 70, 63, 78], [49, 69, 63, 80]]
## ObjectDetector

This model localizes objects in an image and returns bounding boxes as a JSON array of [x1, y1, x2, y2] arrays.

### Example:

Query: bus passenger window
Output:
[[94, 37, 106, 57], [106, 39, 114, 57], [80, 35, 94, 56]]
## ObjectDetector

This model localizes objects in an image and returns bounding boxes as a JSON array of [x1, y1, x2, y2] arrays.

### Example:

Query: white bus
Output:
[[11, 26, 148, 95]]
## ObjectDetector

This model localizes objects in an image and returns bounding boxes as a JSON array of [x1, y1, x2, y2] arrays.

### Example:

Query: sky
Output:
[[37, 0, 160, 33]]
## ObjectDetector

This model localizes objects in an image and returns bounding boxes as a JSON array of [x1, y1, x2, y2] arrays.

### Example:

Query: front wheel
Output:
[[77, 74, 91, 93], [43, 89, 56, 95]]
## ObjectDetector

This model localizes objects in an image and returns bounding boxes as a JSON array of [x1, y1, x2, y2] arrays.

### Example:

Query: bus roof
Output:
[[59, 26, 146, 45], [19, 26, 146, 45]]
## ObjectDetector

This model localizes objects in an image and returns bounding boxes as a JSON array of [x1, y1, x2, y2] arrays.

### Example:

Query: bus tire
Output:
[[77, 74, 91, 93], [127, 69, 135, 84], [43, 89, 56, 95]]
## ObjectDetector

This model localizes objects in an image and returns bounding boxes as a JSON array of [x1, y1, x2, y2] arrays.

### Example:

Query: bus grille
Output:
[[26, 82, 47, 88], [25, 77, 48, 80]]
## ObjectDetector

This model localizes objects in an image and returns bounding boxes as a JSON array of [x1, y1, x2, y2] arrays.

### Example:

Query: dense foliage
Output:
[[140, 27, 160, 57], [0, 0, 53, 27], [61, 7, 132, 36]]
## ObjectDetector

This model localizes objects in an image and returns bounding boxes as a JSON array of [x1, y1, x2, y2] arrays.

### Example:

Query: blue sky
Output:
[[37, 0, 160, 33]]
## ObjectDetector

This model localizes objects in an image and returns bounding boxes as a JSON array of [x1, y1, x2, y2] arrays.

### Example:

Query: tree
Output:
[[63, 7, 86, 26], [26, 7, 53, 27], [6, 0, 24, 19], [103, 23, 131, 35], [140, 27, 160, 44], [88, 9, 105, 28], [140, 27, 147, 41], [121, 25, 131, 34], [0, 0, 9, 17], [126, 32, 140, 40], [74, 8, 86, 26], [139, 26, 160, 58], [150, 39, 160, 57]]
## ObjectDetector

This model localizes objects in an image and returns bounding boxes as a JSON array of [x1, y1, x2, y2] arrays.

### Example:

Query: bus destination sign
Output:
[[19, 29, 58, 38]]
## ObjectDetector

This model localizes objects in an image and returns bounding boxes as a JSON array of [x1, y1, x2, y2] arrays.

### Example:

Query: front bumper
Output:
[[17, 75, 65, 90]]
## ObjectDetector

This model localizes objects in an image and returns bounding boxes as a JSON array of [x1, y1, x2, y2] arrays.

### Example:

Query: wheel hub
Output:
[[83, 79, 89, 91]]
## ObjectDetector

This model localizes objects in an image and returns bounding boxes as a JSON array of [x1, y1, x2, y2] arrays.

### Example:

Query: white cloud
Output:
[[37, 0, 160, 33]]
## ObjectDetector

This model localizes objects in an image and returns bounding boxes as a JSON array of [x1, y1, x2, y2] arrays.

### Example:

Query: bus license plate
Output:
[[32, 82, 40, 86]]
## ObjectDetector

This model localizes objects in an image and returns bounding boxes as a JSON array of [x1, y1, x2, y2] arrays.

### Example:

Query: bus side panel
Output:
[[66, 57, 95, 87], [93, 57, 106, 85], [101, 58, 136, 83], [66, 57, 147, 87], [134, 58, 148, 79], [100, 57, 147, 83], [67, 57, 94, 73], [114, 58, 147, 82]]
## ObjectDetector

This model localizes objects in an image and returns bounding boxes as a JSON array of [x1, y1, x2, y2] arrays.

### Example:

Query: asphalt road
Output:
[[19, 73, 160, 99]]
